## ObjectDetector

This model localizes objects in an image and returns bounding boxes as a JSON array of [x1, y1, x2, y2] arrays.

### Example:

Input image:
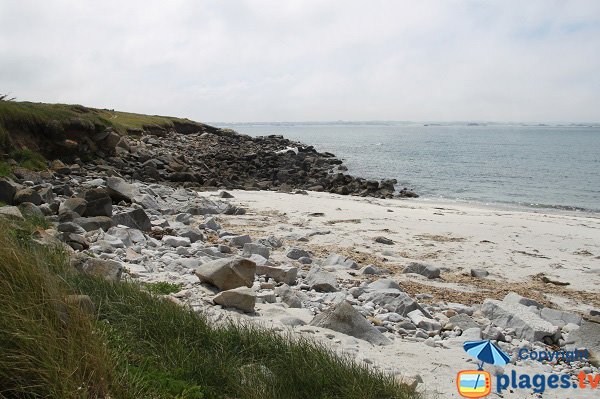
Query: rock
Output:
[[112, 208, 152, 232], [65, 294, 96, 316], [309, 300, 391, 346], [407, 310, 442, 332], [17, 202, 44, 218], [449, 314, 480, 330], [297, 257, 312, 264], [503, 292, 541, 308], [323, 253, 358, 269], [471, 268, 489, 278], [203, 217, 221, 231], [213, 286, 256, 312], [568, 320, 600, 365], [57, 222, 87, 235], [242, 243, 270, 259], [402, 262, 440, 279], [13, 188, 42, 206], [133, 194, 161, 210], [229, 234, 252, 248], [81, 188, 112, 217], [161, 235, 191, 247], [0, 205, 24, 220], [305, 266, 339, 292], [286, 247, 311, 260], [368, 278, 401, 291], [274, 284, 303, 308], [256, 264, 298, 285], [37, 187, 55, 204], [481, 299, 558, 342], [540, 307, 582, 327], [280, 316, 306, 327], [195, 256, 256, 291], [73, 216, 114, 232], [179, 227, 204, 243], [360, 264, 381, 275], [219, 191, 234, 198], [482, 325, 505, 341], [73, 257, 123, 281], [59, 198, 87, 216], [106, 177, 136, 202], [0, 178, 18, 205], [359, 289, 427, 317], [375, 236, 394, 245], [257, 235, 282, 248]]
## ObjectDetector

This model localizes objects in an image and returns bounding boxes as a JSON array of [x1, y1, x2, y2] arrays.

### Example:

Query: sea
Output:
[[215, 122, 600, 214]]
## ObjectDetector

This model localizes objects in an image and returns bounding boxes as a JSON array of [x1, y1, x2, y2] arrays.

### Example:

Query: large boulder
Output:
[[310, 300, 391, 346], [242, 243, 270, 259], [195, 256, 256, 291], [112, 208, 152, 232], [106, 177, 136, 202], [81, 188, 112, 217], [0, 178, 18, 205], [213, 287, 256, 312], [59, 198, 87, 216], [402, 262, 440, 279], [481, 299, 558, 342], [0, 206, 24, 220], [13, 188, 42, 206], [72, 257, 123, 281], [305, 266, 338, 292], [73, 216, 114, 232], [256, 264, 298, 285]]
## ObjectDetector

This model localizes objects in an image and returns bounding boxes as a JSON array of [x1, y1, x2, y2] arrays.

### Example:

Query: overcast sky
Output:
[[1, 1, 599, 123]]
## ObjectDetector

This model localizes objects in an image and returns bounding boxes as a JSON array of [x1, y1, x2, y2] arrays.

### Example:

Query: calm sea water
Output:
[[216, 122, 600, 213]]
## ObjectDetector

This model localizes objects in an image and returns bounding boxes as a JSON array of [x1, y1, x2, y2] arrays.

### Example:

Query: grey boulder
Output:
[[106, 177, 136, 202], [402, 262, 440, 279], [213, 286, 256, 312], [81, 188, 112, 217], [310, 300, 391, 346], [112, 208, 152, 232], [305, 266, 339, 292], [13, 188, 42, 206], [59, 198, 87, 216], [481, 299, 558, 342], [195, 256, 256, 291]]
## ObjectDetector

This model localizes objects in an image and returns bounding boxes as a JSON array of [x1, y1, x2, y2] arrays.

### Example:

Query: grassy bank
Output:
[[0, 216, 421, 399], [0, 100, 198, 139]]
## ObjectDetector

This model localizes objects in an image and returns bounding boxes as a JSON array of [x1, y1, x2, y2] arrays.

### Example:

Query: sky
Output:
[[1, 0, 599, 123]]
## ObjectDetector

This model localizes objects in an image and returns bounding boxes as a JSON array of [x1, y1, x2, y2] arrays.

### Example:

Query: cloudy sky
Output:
[[1, 1, 599, 122]]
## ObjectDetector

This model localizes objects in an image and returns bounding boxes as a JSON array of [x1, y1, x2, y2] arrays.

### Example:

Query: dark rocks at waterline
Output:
[[86, 128, 416, 199]]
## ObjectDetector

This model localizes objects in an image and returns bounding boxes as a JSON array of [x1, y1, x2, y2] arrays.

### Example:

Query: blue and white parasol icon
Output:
[[464, 339, 511, 370]]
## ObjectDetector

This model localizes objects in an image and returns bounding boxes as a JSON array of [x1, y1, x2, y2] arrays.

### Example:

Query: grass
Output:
[[0, 100, 200, 139], [144, 281, 182, 295], [0, 217, 421, 399]]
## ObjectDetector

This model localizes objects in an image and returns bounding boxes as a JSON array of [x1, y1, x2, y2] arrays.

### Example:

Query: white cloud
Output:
[[1, 0, 599, 122]]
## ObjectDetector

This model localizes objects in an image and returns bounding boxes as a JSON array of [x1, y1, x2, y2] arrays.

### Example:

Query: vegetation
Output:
[[144, 281, 183, 295], [0, 217, 421, 399], [0, 100, 199, 139]]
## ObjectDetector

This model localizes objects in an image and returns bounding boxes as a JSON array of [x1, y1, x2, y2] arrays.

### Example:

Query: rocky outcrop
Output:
[[310, 301, 392, 346]]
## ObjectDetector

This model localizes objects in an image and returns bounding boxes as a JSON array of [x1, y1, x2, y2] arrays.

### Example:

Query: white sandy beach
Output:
[[197, 190, 600, 399]]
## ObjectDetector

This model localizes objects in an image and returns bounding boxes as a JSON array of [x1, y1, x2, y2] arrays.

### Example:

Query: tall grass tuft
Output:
[[0, 219, 119, 398]]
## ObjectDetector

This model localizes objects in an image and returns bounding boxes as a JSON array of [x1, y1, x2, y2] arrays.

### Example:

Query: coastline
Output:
[[187, 188, 600, 398]]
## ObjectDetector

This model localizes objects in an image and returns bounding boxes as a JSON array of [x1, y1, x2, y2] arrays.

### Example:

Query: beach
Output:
[[196, 189, 600, 398]]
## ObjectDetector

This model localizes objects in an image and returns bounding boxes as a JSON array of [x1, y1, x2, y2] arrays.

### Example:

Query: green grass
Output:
[[0, 100, 200, 139], [144, 281, 182, 295], [0, 218, 421, 399]]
